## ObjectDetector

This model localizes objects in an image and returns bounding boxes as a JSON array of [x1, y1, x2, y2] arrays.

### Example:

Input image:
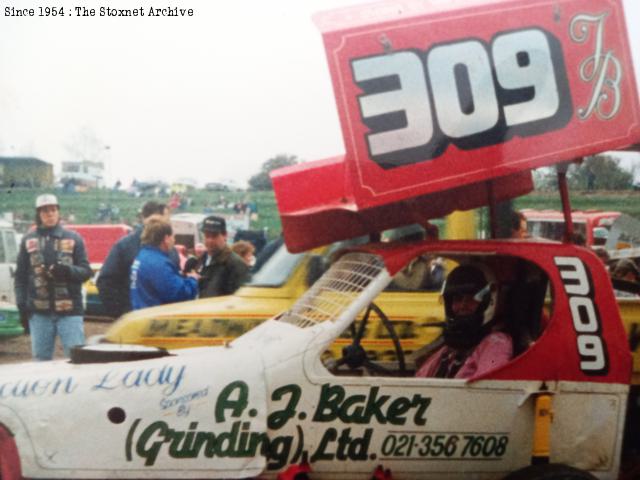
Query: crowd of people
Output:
[[102, 202, 252, 311], [14, 195, 253, 361]]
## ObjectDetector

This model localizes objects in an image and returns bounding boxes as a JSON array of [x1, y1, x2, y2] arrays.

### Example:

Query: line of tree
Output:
[[250, 153, 636, 192], [533, 155, 636, 191], [248, 154, 299, 191]]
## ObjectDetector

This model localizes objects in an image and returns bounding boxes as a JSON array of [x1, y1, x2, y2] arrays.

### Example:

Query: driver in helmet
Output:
[[415, 264, 513, 379]]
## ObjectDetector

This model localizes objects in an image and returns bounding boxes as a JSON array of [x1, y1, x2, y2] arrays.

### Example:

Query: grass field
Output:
[[1, 187, 638, 239], [1, 188, 282, 238]]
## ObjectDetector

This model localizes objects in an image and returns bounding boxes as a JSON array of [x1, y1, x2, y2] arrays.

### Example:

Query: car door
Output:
[[297, 343, 536, 479]]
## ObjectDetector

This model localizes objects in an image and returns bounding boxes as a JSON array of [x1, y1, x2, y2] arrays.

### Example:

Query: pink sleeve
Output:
[[457, 332, 513, 379], [415, 346, 447, 378]]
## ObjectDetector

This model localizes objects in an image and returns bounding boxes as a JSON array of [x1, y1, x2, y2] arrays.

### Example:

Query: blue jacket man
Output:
[[97, 201, 179, 318], [130, 216, 198, 310]]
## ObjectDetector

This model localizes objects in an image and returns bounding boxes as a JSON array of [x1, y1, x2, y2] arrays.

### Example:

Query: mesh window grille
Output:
[[279, 252, 385, 328]]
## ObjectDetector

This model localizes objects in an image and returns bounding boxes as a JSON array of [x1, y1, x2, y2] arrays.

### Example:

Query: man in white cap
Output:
[[14, 194, 92, 360]]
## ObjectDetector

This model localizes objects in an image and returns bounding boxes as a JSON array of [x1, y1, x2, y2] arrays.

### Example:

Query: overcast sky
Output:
[[1, 0, 639, 187]]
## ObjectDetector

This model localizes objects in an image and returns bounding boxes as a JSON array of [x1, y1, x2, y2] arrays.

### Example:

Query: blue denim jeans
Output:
[[29, 313, 85, 361]]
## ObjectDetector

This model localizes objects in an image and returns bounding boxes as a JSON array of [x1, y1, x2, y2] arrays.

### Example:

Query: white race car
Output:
[[0, 240, 632, 480]]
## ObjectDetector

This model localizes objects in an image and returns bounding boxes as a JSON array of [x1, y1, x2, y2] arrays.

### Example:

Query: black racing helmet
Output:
[[441, 264, 498, 349]]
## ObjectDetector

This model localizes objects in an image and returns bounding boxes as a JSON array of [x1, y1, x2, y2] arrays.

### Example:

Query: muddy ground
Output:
[[0, 320, 111, 364]]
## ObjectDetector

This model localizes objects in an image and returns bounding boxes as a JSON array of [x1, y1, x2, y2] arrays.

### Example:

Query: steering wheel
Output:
[[333, 302, 406, 376]]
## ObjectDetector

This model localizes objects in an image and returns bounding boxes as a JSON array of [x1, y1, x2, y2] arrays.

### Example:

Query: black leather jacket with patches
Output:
[[14, 224, 92, 316]]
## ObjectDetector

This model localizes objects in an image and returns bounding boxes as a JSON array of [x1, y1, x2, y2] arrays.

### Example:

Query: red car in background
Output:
[[64, 224, 132, 319], [521, 209, 621, 247]]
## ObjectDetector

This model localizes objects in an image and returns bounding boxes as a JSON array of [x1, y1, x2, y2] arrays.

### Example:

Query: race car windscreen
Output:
[[248, 243, 305, 287], [278, 252, 386, 328]]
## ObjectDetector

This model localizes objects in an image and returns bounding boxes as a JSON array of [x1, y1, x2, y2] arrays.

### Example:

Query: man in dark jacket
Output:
[[14, 194, 92, 360], [97, 201, 178, 318], [196, 215, 249, 297], [130, 216, 199, 309]]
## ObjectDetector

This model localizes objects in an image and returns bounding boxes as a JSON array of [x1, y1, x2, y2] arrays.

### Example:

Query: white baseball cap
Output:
[[35, 194, 59, 209]]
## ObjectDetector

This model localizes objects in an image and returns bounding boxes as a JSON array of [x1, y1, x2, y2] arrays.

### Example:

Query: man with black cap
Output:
[[14, 194, 92, 360], [195, 215, 249, 297]]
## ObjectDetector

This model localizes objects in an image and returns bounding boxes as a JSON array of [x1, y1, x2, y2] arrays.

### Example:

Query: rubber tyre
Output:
[[503, 464, 598, 480], [70, 344, 170, 364]]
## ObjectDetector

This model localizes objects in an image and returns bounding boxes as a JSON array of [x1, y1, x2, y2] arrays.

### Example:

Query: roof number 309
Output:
[[351, 27, 572, 168]]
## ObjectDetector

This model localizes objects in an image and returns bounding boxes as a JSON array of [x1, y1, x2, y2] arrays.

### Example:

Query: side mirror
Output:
[[306, 255, 326, 286]]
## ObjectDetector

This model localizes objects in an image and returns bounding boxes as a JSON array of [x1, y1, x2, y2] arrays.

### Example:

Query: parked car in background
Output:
[[0, 220, 19, 304], [522, 209, 621, 246], [0, 220, 23, 338], [0, 302, 23, 338]]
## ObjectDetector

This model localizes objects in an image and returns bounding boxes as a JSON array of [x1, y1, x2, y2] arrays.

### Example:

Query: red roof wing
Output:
[[272, 156, 532, 252]]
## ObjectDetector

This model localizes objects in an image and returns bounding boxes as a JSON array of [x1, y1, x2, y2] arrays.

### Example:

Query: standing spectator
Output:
[[97, 201, 178, 318], [130, 216, 199, 309], [231, 240, 256, 268], [14, 194, 92, 360], [168, 193, 181, 211], [196, 215, 249, 297], [510, 210, 529, 239]]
